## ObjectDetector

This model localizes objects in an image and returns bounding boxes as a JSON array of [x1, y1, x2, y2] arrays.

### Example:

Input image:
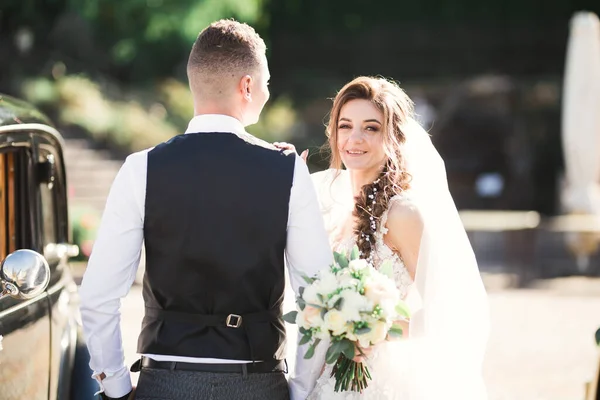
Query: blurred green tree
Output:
[[0, 0, 267, 88], [67, 0, 267, 83]]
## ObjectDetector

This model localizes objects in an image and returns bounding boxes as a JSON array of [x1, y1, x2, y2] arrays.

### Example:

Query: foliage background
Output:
[[2, 0, 600, 214]]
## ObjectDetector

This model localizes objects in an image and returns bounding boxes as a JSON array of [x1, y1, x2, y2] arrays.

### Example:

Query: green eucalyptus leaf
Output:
[[596, 327, 600, 346], [354, 326, 372, 335], [350, 245, 360, 261], [395, 301, 411, 318], [388, 324, 404, 338], [299, 334, 312, 345], [334, 251, 349, 268], [302, 274, 316, 284], [298, 297, 306, 311], [332, 296, 344, 311], [304, 338, 321, 359], [379, 259, 394, 279], [282, 311, 298, 324], [325, 344, 342, 364], [340, 339, 356, 360]]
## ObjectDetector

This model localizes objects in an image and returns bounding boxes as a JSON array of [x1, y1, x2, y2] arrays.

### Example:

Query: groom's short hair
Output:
[[187, 19, 266, 88]]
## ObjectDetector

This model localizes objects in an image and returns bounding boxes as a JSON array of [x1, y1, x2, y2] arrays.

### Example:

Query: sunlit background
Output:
[[2, 1, 600, 398]]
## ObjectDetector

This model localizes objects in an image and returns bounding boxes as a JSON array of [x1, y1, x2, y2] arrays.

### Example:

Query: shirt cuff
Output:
[[93, 367, 132, 398]]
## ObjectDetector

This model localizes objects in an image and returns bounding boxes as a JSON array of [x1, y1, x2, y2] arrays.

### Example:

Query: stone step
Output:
[[66, 172, 120, 187], [64, 151, 119, 165], [67, 164, 119, 182], [65, 157, 123, 169], [69, 179, 115, 190], [69, 193, 109, 206], [70, 193, 109, 203], [62, 138, 121, 154], [70, 201, 107, 215], [70, 188, 111, 201], [63, 138, 92, 150], [61, 136, 126, 215], [66, 181, 117, 194]]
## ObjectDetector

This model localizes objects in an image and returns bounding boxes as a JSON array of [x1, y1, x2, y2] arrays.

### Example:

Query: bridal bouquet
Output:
[[283, 246, 410, 392]]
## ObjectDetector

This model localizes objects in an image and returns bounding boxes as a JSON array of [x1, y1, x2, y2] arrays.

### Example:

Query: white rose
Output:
[[302, 285, 322, 306], [348, 259, 368, 272], [379, 299, 397, 319], [337, 270, 359, 288], [367, 321, 388, 345], [323, 310, 348, 336], [346, 329, 357, 341], [339, 290, 370, 321], [316, 270, 339, 295], [356, 333, 371, 349], [295, 309, 310, 329], [363, 276, 399, 305], [355, 321, 388, 348], [297, 305, 323, 329], [312, 327, 329, 340]]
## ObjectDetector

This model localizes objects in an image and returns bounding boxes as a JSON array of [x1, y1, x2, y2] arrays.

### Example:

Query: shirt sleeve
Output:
[[285, 156, 333, 400], [78, 150, 147, 398]]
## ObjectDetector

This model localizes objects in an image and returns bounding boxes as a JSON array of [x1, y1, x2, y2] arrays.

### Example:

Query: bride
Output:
[[277, 76, 490, 399]]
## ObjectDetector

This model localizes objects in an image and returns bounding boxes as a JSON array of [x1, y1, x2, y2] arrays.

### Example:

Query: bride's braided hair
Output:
[[325, 77, 414, 262]]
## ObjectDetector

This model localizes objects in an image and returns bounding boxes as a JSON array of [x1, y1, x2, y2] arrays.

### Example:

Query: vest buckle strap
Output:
[[143, 306, 280, 327], [226, 313, 242, 328]]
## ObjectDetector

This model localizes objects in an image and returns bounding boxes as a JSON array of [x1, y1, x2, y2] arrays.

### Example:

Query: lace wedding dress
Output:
[[308, 195, 414, 400], [308, 120, 490, 399]]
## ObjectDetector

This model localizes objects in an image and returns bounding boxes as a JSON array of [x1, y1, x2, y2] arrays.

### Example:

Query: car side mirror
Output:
[[0, 249, 51, 300]]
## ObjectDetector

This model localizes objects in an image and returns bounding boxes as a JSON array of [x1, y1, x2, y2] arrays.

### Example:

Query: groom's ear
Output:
[[239, 75, 253, 101]]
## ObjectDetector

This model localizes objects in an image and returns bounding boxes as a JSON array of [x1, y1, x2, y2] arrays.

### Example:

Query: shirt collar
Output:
[[184, 113, 277, 151], [185, 114, 247, 138]]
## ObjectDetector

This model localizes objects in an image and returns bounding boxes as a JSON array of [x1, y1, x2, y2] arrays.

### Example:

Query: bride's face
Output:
[[336, 99, 387, 174]]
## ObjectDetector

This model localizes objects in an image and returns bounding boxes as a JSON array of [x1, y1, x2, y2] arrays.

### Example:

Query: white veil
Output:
[[311, 118, 490, 399], [402, 118, 489, 398]]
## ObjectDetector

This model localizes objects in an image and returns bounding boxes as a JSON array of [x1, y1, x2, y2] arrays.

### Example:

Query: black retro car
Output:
[[586, 328, 600, 400], [0, 94, 98, 399]]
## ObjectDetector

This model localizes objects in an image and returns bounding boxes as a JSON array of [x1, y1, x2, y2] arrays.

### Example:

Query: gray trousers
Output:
[[134, 367, 290, 400]]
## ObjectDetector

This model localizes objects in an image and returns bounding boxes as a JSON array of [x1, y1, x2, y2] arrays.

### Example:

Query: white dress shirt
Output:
[[78, 114, 333, 399]]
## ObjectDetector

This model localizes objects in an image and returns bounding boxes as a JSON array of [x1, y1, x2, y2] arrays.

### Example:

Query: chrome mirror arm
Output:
[[0, 282, 19, 301]]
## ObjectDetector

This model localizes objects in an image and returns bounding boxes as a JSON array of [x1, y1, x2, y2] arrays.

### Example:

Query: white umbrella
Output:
[[561, 11, 600, 270]]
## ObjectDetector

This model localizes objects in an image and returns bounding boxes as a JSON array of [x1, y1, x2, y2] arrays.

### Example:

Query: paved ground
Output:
[[116, 275, 600, 400]]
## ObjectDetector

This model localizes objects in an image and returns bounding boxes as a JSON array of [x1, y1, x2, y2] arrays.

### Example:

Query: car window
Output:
[[0, 150, 24, 312], [0, 151, 17, 261], [38, 153, 57, 253]]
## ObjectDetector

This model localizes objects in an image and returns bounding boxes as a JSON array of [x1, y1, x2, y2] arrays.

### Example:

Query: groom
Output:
[[79, 19, 332, 400]]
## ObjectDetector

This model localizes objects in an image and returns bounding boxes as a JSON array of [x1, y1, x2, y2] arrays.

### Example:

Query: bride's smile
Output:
[[337, 99, 387, 183]]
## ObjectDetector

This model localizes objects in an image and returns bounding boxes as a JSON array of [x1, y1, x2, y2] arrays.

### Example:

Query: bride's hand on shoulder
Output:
[[273, 142, 308, 162]]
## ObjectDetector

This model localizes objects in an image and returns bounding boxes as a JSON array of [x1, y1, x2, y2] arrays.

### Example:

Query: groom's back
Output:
[[140, 131, 295, 360]]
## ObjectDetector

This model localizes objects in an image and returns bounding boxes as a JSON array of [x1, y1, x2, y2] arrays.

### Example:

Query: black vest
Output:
[[138, 132, 295, 361]]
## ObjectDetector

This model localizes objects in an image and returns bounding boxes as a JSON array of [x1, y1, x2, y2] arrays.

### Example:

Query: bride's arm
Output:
[[384, 198, 424, 281], [383, 199, 424, 339]]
